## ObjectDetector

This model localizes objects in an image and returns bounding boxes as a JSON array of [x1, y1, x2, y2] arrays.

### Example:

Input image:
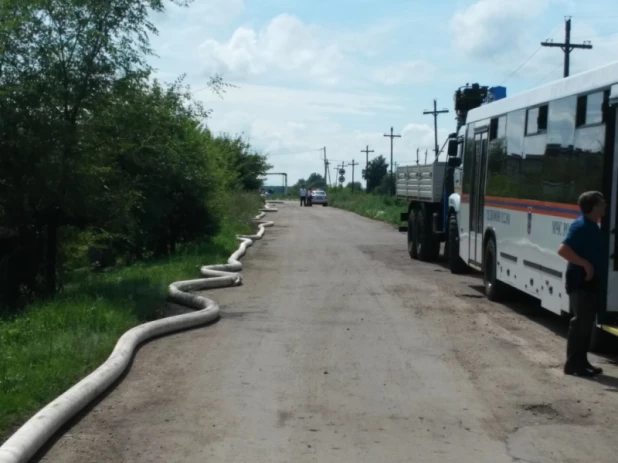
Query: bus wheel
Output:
[[448, 214, 468, 274], [417, 206, 439, 262], [407, 209, 419, 260], [483, 238, 508, 301]]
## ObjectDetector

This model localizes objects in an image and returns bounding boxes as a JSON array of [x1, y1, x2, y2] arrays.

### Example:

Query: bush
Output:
[[328, 190, 406, 226]]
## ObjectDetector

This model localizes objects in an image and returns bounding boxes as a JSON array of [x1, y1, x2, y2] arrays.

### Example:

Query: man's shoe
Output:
[[585, 364, 603, 375], [564, 367, 596, 377]]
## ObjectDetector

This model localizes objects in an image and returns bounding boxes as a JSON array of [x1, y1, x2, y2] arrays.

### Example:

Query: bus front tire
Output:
[[483, 238, 508, 301], [448, 214, 468, 274], [417, 206, 439, 262]]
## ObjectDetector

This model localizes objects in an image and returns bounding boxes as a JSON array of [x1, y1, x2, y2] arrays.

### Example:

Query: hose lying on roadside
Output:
[[0, 204, 279, 463]]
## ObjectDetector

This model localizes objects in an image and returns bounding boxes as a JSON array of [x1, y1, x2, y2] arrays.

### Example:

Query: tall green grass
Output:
[[328, 190, 406, 226], [0, 194, 262, 441]]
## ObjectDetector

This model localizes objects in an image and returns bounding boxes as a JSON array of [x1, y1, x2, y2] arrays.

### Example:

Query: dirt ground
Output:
[[37, 202, 618, 463]]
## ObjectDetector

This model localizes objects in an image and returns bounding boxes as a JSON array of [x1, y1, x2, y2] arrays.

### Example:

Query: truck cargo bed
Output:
[[396, 163, 446, 203]]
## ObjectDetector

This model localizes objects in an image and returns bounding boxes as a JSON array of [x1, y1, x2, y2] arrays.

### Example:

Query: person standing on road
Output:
[[307, 188, 313, 207], [300, 186, 307, 207], [557, 191, 607, 377]]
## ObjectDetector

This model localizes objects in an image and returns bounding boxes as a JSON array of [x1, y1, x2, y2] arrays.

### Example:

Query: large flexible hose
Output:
[[0, 204, 279, 463]]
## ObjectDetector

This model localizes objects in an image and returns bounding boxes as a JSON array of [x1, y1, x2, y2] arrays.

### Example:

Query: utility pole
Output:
[[423, 99, 449, 160], [361, 145, 374, 188], [383, 127, 401, 195], [322, 146, 328, 189], [541, 17, 592, 78], [349, 159, 359, 191]]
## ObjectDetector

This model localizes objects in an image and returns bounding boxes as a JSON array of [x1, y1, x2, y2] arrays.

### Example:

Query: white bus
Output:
[[448, 62, 618, 349]]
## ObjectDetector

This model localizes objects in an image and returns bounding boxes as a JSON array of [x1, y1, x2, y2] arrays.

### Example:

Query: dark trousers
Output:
[[565, 290, 599, 371], [307, 196, 312, 206], [300, 196, 306, 206]]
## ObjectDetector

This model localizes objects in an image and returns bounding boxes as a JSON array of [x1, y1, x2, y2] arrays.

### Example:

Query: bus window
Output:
[[498, 116, 507, 139], [490, 118, 498, 140], [526, 105, 548, 135], [544, 96, 577, 202], [586, 92, 604, 125], [547, 96, 576, 148], [576, 91, 605, 127], [504, 110, 525, 198], [507, 110, 525, 157], [573, 124, 605, 196]]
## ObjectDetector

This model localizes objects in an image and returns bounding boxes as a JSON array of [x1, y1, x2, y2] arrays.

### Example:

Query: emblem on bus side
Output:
[[527, 207, 532, 235]]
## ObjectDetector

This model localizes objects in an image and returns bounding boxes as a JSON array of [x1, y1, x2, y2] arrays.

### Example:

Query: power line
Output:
[[500, 24, 562, 85], [500, 47, 543, 84], [534, 63, 563, 86]]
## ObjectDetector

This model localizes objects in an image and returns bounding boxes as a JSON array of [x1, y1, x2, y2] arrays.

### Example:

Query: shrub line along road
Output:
[[38, 202, 618, 462]]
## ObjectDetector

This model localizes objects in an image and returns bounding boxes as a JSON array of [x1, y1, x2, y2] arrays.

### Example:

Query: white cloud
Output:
[[195, 83, 422, 185], [372, 60, 437, 85], [449, 0, 553, 60], [400, 123, 451, 163], [198, 14, 346, 85]]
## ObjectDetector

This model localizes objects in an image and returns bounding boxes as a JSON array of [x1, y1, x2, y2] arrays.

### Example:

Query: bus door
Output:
[[469, 130, 489, 268], [607, 88, 618, 319]]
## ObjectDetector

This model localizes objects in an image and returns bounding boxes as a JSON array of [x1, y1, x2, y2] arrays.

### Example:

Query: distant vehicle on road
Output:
[[311, 190, 328, 206]]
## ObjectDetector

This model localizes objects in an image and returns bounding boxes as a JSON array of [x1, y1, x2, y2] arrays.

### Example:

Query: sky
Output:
[[148, 0, 618, 187]]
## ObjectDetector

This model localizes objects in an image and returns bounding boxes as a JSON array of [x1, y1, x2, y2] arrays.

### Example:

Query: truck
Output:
[[398, 62, 618, 351], [397, 83, 494, 265]]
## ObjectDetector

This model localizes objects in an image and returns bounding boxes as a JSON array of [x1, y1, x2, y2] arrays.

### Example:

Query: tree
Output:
[[362, 156, 389, 193], [0, 0, 271, 308], [207, 133, 272, 191], [0, 0, 192, 295], [294, 173, 326, 190], [346, 182, 363, 191], [375, 174, 396, 196]]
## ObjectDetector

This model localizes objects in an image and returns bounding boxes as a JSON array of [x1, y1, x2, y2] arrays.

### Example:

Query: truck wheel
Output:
[[407, 209, 419, 260], [483, 237, 508, 301], [448, 214, 468, 274], [417, 206, 439, 262]]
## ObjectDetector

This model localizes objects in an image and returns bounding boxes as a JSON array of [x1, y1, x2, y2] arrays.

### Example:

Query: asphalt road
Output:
[[39, 202, 618, 463]]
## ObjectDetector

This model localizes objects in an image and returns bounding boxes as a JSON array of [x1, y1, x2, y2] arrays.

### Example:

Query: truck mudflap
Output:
[[400, 212, 409, 222]]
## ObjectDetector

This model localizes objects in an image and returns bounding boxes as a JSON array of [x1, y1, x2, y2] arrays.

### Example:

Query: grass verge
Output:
[[328, 190, 406, 226], [0, 194, 262, 441]]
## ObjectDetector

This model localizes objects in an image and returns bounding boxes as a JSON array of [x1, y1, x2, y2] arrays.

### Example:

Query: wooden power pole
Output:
[[541, 17, 592, 78], [383, 127, 401, 195], [361, 145, 374, 189], [423, 99, 449, 160], [349, 159, 359, 191]]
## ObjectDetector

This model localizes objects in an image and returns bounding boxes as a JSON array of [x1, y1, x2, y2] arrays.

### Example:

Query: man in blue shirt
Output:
[[557, 191, 607, 377]]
